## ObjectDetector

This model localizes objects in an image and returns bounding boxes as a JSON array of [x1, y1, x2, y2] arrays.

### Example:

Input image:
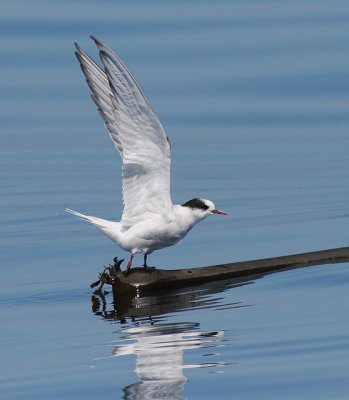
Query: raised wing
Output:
[[75, 37, 173, 228]]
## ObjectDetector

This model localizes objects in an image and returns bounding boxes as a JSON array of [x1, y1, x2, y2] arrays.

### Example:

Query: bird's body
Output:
[[66, 37, 228, 272]]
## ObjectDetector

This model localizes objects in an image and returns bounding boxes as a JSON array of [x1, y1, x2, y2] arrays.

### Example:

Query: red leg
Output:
[[126, 253, 135, 274]]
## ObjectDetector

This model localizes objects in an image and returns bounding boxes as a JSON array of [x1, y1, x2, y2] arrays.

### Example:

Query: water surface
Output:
[[1, 1, 349, 399]]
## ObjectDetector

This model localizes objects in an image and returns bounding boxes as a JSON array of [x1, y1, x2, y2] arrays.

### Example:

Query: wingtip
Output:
[[74, 37, 102, 53], [74, 42, 87, 63], [90, 35, 102, 47], [74, 42, 82, 52], [74, 49, 83, 63]]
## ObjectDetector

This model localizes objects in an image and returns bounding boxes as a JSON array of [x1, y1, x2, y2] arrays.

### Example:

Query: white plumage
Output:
[[66, 37, 228, 272]]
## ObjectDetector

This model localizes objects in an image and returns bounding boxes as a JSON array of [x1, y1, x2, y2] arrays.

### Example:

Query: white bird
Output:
[[66, 37, 228, 273]]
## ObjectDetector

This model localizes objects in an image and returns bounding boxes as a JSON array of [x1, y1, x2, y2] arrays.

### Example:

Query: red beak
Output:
[[212, 209, 229, 215]]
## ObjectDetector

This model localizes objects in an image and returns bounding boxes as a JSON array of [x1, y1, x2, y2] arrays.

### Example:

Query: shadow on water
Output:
[[91, 275, 258, 400]]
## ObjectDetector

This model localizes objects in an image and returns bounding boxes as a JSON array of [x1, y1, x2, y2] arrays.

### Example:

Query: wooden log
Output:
[[97, 246, 349, 296]]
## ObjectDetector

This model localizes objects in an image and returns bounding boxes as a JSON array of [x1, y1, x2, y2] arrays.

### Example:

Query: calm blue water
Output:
[[1, 1, 349, 399]]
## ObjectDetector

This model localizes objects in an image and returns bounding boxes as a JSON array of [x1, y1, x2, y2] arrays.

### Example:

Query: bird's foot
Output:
[[143, 264, 156, 270]]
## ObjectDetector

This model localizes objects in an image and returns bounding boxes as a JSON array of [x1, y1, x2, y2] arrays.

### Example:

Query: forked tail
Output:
[[65, 208, 109, 229]]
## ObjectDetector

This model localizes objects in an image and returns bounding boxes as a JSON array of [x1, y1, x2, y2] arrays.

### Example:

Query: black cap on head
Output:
[[181, 198, 209, 211]]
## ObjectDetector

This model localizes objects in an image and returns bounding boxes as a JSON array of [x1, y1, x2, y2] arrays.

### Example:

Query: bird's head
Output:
[[181, 198, 229, 220]]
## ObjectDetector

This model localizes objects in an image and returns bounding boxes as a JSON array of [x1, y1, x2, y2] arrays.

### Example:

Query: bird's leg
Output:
[[143, 254, 148, 268], [143, 254, 155, 269], [126, 253, 135, 274]]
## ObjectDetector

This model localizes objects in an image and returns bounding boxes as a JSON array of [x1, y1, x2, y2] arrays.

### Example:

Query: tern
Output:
[[66, 37, 228, 273]]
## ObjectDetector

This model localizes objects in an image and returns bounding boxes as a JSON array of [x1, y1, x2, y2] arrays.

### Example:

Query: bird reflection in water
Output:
[[92, 277, 250, 399], [119, 323, 226, 399]]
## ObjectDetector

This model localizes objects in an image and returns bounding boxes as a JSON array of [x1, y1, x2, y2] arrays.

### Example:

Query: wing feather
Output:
[[75, 37, 173, 228]]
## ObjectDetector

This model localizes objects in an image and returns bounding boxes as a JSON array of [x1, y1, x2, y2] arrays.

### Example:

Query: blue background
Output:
[[1, 1, 349, 399]]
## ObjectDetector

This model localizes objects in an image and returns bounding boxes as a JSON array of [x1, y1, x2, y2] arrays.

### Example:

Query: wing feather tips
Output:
[[74, 37, 174, 225], [91, 95, 112, 123], [74, 41, 119, 136], [93, 38, 153, 109], [75, 50, 104, 86], [90, 35, 102, 47]]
